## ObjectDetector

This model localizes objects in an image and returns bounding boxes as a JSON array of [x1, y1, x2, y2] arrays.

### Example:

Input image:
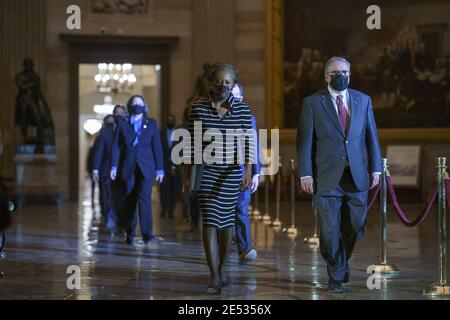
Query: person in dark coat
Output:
[[92, 115, 116, 228], [0, 144, 15, 277], [111, 95, 164, 247], [159, 114, 182, 219]]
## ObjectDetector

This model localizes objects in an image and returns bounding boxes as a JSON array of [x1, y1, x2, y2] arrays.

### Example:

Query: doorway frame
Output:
[[61, 34, 179, 202]]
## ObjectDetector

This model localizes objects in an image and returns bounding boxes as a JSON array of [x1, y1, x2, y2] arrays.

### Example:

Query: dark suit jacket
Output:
[[160, 128, 176, 171], [112, 116, 164, 180], [92, 125, 114, 178], [297, 88, 382, 192]]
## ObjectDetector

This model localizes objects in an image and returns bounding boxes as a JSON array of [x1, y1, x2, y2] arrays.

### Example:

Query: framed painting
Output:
[[386, 145, 421, 187], [266, 0, 450, 143]]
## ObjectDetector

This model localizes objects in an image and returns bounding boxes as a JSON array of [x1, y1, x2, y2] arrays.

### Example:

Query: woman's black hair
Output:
[[103, 114, 114, 122], [207, 63, 240, 83], [126, 95, 149, 115]]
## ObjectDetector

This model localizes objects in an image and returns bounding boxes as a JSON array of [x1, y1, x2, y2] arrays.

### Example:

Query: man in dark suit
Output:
[[111, 95, 164, 247], [0, 184, 14, 276], [92, 105, 127, 231], [160, 114, 181, 219], [0, 149, 14, 261], [92, 115, 115, 226], [92, 115, 114, 218], [110, 105, 129, 233], [297, 56, 382, 293], [178, 106, 201, 231], [86, 142, 96, 204]]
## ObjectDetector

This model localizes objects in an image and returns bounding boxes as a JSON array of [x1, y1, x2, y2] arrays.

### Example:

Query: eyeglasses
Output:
[[328, 70, 350, 76]]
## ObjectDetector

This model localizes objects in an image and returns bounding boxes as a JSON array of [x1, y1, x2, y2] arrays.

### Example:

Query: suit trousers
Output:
[[124, 166, 155, 241], [99, 176, 112, 218], [314, 168, 368, 281], [111, 179, 127, 228]]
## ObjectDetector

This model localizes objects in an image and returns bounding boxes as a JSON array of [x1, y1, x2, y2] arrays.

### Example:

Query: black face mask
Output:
[[129, 104, 146, 115], [213, 85, 232, 101], [329, 74, 349, 92], [167, 123, 176, 129]]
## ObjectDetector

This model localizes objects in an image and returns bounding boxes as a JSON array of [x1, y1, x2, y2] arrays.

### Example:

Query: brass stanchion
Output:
[[261, 169, 272, 224], [371, 158, 399, 275], [287, 159, 298, 236], [252, 184, 262, 219], [424, 157, 450, 296], [271, 157, 282, 229], [304, 202, 320, 245]]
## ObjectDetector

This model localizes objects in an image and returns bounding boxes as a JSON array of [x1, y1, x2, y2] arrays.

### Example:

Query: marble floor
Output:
[[0, 185, 449, 300]]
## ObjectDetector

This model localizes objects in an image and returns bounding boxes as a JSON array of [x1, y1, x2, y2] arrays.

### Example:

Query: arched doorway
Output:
[[61, 35, 179, 202]]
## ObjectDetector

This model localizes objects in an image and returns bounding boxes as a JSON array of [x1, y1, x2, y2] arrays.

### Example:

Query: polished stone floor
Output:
[[0, 184, 449, 300]]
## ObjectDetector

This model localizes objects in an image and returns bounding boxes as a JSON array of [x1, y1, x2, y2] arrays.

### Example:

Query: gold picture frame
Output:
[[266, 0, 450, 144]]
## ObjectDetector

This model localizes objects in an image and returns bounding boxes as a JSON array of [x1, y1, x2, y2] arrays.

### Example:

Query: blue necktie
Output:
[[132, 119, 141, 146]]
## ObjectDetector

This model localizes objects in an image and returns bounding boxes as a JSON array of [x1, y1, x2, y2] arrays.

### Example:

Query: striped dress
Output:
[[188, 95, 255, 229]]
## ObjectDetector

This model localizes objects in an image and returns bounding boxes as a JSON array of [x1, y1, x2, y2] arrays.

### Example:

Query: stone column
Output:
[[192, 0, 235, 77]]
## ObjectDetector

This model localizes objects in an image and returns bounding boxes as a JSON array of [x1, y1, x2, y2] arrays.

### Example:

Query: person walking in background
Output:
[[92, 115, 116, 228], [111, 95, 164, 248], [160, 114, 181, 219], [0, 133, 3, 155], [179, 106, 200, 230], [183, 64, 255, 293], [0, 140, 14, 268], [297, 56, 382, 293], [86, 140, 97, 205], [231, 83, 260, 265], [110, 105, 129, 234]]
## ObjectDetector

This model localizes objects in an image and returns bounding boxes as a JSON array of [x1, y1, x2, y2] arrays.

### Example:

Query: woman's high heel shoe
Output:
[[207, 285, 222, 294]]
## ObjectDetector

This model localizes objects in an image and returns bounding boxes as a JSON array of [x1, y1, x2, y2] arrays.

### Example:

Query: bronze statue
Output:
[[15, 58, 55, 146]]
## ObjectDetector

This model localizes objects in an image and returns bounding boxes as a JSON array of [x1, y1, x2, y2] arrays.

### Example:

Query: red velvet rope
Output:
[[386, 176, 438, 227], [290, 170, 450, 227]]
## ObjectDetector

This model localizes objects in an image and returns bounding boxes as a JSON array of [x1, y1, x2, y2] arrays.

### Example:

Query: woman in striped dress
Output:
[[183, 64, 254, 293]]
